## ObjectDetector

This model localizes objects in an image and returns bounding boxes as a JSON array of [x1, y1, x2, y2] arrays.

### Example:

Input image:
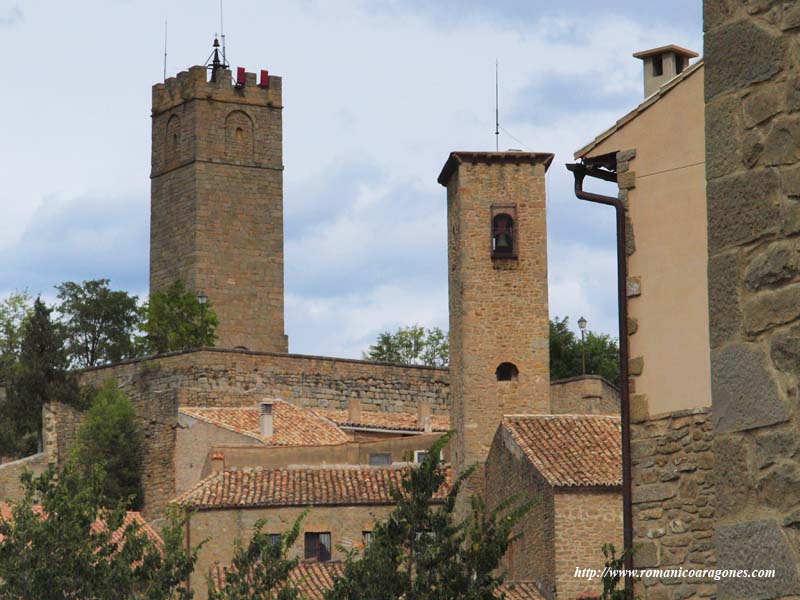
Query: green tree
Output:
[[141, 281, 218, 355], [3, 298, 78, 457], [74, 379, 144, 508], [325, 433, 533, 600], [56, 279, 141, 367], [0, 463, 198, 600], [549, 316, 620, 384], [0, 290, 33, 382], [363, 325, 449, 367], [207, 509, 309, 600]]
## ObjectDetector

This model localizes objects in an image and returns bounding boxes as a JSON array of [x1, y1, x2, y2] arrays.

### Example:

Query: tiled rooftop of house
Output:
[[173, 464, 451, 510], [179, 401, 350, 446], [501, 414, 622, 487], [316, 408, 451, 432], [0, 503, 162, 548], [210, 561, 544, 599]]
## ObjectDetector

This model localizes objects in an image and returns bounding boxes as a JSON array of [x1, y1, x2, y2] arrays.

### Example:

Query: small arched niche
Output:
[[225, 110, 255, 162], [496, 362, 519, 381], [165, 114, 181, 164]]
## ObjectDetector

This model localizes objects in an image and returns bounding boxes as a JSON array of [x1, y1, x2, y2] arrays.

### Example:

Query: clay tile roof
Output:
[[209, 561, 345, 600], [179, 400, 350, 446], [316, 409, 451, 433], [0, 503, 162, 549], [499, 582, 547, 600], [173, 465, 451, 510], [209, 563, 543, 600], [501, 415, 622, 487]]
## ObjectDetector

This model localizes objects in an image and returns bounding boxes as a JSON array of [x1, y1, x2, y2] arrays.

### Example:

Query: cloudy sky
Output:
[[0, 0, 702, 358]]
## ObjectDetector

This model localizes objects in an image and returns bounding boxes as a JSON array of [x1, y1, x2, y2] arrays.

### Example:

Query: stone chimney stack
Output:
[[210, 452, 225, 474], [260, 400, 274, 438], [347, 398, 362, 423], [417, 401, 432, 432], [633, 45, 698, 97]]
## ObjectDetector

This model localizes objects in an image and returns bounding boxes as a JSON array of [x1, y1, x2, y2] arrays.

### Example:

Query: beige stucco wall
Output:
[[583, 65, 711, 414], [188, 504, 395, 600]]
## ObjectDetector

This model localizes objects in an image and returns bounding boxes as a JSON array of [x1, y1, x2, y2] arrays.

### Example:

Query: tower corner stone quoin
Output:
[[438, 151, 553, 496], [149, 64, 288, 353]]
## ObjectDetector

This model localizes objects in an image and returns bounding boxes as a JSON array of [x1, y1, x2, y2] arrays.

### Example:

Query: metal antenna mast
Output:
[[220, 0, 227, 67], [495, 59, 499, 151], [163, 20, 168, 81]]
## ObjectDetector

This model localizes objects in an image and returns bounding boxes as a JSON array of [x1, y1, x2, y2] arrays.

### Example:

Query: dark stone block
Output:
[[706, 95, 743, 180], [707, 251, 742, 348], [705, 20, 783, 101], [771, 323, 800, 374], [744, 283, 800, 333], [707, 169, 780, 253], [711, 343, 788, 433], [762, 116, 800, 165], [717, 520, 800, 599], [757, 461, 800, 510], [714, 435, 754, 518], [755, 428, 800, 467], [744, 241, 798, 290]]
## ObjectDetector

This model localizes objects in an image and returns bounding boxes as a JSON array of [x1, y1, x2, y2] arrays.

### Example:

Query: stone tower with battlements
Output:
[[150, 58, 288, 352], [438, 151, 553, 500]]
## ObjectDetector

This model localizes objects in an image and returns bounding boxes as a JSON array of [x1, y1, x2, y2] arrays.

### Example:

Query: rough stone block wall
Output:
[[150, 65, 287, 353], [0, 454, 47, 504], [80, 349, 449, 414], [188, 504, 395, 600], [485, 425, 555, 598], [549, 375, 620, 415], [630, 408, 715, 600], [46, 389, 179, 523], [705, 1, 800, 597], [553, 491, 623, 600]]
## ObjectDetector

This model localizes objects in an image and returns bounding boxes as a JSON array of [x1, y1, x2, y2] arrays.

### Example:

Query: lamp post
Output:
[[578, 316, 587, 375], [197, 291, 208, 345]]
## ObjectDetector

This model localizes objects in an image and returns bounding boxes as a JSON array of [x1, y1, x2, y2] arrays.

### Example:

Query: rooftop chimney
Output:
[[347, 398, 362, 423], [210, 452, 225, 474], [633, 45, 698, 98], [260, 400, 274, 438], [417, 401, 432, 432]]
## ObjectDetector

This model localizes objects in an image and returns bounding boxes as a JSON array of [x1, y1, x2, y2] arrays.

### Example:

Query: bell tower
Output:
[[438, 151, 553, 499], [149, 41, 288, 352]]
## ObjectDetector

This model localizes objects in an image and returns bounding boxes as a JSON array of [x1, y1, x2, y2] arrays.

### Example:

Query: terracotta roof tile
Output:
[[210, 562, 543, 599], [0, 503, 162, 549], [179, 401, 350, 446], [316, 409, 451, 433], [173, 465, 450, 510], [501, 415, 622, 487], [210, 561, 344, 600]]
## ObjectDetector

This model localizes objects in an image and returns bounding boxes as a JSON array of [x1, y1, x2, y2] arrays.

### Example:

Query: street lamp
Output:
[[197, 291, 208, 345], [578, 316, 587, 375]]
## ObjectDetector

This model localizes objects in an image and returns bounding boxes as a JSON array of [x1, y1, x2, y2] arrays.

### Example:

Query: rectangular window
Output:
[[270, 533, 281, 547], [362, 531, 372, 547], [305, 532, 332, 562], [369, 453, 392, 466], [413, 450, 443, 464]]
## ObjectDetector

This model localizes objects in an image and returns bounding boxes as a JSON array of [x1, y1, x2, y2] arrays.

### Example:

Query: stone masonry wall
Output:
[[485, 424, 555, 598], [553, 491, 623, 600], [705, 1, 800, 597], [630, 408, 715, 600], [549, 375, 620, 415], [80, 348, 449, 414]]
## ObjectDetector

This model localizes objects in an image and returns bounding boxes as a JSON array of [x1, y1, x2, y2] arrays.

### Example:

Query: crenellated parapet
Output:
[[152, 65, 282, 116]]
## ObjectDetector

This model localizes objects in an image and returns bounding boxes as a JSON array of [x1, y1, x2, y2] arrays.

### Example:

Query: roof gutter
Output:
[[566, 159, 633, 594]]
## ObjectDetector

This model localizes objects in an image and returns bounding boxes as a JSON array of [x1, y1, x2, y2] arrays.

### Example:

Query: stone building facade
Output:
[[704, 1, 800, 596], [150, 64, 287, 352]]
